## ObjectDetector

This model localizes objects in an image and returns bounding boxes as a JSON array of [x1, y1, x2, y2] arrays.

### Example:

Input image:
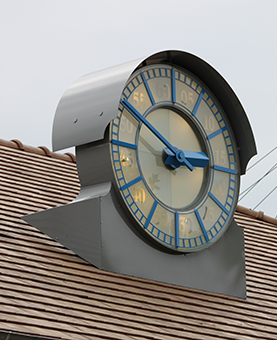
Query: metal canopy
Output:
[[52, 50, 256, 174]]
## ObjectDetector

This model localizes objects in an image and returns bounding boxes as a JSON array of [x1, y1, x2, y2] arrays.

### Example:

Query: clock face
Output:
[[109, 64, 240, 252]]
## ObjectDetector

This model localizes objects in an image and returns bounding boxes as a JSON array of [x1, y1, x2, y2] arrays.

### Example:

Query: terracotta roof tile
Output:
[[0, 139, 76, 163], [0, 139, 277, 339]]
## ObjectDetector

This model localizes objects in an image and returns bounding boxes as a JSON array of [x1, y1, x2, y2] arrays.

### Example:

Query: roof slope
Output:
[[0, 139, 277, 340]]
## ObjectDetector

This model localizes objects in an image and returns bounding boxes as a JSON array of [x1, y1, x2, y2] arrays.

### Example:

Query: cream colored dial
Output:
[[110, 64, 239, 252]]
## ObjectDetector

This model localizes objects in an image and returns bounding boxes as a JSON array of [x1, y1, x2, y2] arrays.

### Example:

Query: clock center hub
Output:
[[176, 150, 185, 162]]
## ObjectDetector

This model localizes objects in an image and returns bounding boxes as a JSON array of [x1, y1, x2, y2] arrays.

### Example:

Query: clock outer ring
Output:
[[109, 64, 240, 253]]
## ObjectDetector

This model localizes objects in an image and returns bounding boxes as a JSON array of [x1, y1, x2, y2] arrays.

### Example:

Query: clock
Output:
[[109, 64, 240, 252], [28, 50, 256, 297]]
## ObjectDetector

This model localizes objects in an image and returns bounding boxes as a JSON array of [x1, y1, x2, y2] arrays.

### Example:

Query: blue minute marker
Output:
[[121, 176, 143, 191], [144, 200, 158, 230], [195, 210, 209, 242], [207, 126, 227, 140], [171, 69, 176, 103], [175, 212, 180, 247], [192, 90, 204, 116], [141, 73, 155, 105], [111, 139, 137, 150], [209, 193, 229, 215], [213, 165, 237, 175]]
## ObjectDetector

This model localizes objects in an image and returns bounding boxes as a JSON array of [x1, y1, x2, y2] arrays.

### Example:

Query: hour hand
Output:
[[163, 148, 209, 170]]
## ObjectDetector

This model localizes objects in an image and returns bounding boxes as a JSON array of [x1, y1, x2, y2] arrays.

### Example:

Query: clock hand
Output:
[[121, 99, 209, 171], [121, 99, 194, 171], [163, 149, 209, 170]]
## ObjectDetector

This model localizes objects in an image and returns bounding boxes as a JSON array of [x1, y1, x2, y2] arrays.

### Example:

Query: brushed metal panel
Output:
[[23, 198, 102, 268], [52, 59, 141, 152], [52, 50, 256, 173]]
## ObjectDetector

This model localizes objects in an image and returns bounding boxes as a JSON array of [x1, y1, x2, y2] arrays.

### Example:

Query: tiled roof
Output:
[[0, 138, 277, 340]]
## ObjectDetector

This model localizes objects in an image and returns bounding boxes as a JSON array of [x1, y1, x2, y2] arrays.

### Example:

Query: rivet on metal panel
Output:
[[74, 119, 78, 123], [99, 112, 104, 116]]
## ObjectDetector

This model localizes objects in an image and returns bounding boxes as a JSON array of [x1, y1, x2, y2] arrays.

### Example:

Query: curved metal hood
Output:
[[52, 50, 256, 174], [52, 58, 142, 152]]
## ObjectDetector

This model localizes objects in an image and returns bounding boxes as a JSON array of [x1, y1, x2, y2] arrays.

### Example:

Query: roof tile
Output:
[[1, 139, 277, 340]]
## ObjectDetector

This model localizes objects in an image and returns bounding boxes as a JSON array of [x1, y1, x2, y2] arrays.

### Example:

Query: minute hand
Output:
[[121, 99, 209, 171]]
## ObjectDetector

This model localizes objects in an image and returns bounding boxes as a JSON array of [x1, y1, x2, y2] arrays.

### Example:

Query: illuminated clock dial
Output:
[[109, 64, 239, 252]]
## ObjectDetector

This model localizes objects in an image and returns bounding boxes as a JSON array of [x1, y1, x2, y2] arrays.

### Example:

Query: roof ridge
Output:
[[0, 138, 76, 163], [236, 204, 277, 226]]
